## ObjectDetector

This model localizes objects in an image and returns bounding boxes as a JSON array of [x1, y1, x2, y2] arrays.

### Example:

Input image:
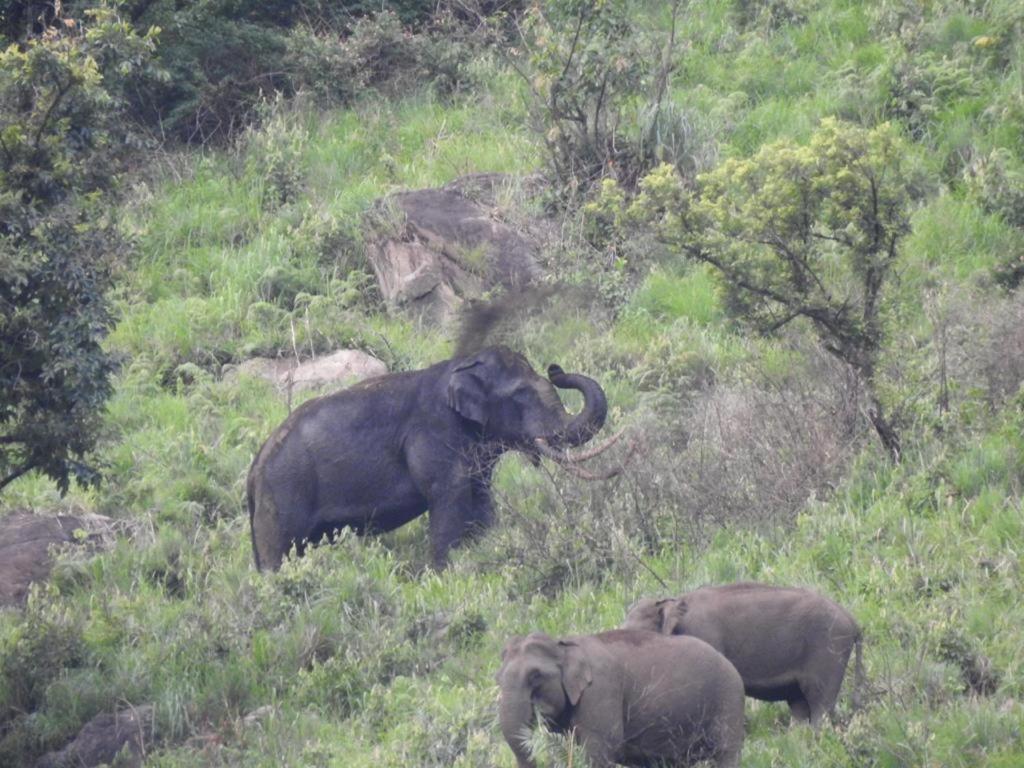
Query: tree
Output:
[[0, 6, 155, 492], [502, 0, 648, 198], [632, 119, 917, 461]]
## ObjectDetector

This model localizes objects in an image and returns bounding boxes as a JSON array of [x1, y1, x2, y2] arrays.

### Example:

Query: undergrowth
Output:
[[2, 0, 1023, 766]]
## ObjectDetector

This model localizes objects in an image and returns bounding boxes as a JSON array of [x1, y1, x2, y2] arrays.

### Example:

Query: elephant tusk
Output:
[[536, 429, 625, 463], [533, 432, 640, 481]]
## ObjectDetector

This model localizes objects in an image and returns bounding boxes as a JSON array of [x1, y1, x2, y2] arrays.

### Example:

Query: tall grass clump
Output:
[[2, 0, 1024, 765]]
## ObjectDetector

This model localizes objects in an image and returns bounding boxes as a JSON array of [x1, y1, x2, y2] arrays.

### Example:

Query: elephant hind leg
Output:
[[801, 675, 843, 729], [710, 719, 744, 768], [804, 644, 855, 728], [815, 651, 856, 729], [253, 525, 284, 571], [787, 695, 811, 725], [250, 479, 297, 571], [252, 502, 285, 571]]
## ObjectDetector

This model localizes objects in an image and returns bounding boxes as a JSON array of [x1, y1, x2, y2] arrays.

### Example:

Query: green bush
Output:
[[886, 49, 980, 141], [509, 0, 650, 198], [0, 596, 88, 764], [6, 1, 474, 144], [964, 148, 1024, 286], [0, 8, 155, 493], [631, 118, 923, 461], [289, 10, 481, 110]]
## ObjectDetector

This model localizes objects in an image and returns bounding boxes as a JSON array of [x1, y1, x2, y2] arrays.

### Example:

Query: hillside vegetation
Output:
[[2, 0, 1023, 766]]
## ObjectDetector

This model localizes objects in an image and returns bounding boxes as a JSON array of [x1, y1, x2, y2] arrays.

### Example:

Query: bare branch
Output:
[[0, 460, 36, 492]]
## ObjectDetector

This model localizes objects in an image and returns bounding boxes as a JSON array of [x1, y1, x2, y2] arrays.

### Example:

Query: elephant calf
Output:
[[496, 629, 744, 768], [624, 582, 864, 727]]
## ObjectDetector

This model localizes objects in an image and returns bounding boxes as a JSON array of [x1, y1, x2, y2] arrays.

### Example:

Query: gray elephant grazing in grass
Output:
[[248, 346, 615, 570], [496, 630, 745, 768], [624, 582, 864, 728]]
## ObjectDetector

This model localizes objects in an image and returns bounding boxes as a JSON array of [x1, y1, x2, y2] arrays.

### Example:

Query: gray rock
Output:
[[366, 176, 541, 325], [0, 513, 115, 608], [242, 704, 276, 727], [230, 349, 387, 397], [36, 705, 153, 768]]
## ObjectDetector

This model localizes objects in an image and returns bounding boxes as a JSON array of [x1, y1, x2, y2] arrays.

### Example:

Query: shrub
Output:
[[23, 1, 450, 144], [0, 598, 86, 722], [287, 10, 481, 111], [967, 147, 1024, 226], [667, 344, 866, 529], [631, 118, 922, 461], [635, 100, 719, 182], [0, 595, 88, 764], [962, 148, 1024, 287], [242, 98, 308, 209], [924, 288, 1024, 415], [886, 49, 980, 141], [732, 0, 810, 31], [506, 0, 650, 199], [0, 7, 155, 493], [478, 341, 865, 594]]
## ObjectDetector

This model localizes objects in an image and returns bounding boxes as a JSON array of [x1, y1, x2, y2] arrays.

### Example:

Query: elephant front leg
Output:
[[569, 724, 618, 768], [427, 498, 470, 567], [465, 458, 497, 536], [404, 438, 474, 567], [788, 695, 811, 724], [421, 474, 482, 568]]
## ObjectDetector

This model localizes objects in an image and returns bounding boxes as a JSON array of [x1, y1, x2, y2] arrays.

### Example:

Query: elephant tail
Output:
[[851, 628, 866, 710]]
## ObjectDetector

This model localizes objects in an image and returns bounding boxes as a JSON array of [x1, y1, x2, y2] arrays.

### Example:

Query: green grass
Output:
[[3, 0, 1024, 765], [7, 415, 1022, 765], [630, 265, 722, 325]]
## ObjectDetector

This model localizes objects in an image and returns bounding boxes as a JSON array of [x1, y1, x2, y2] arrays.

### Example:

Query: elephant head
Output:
[[623, 597, 689, 635], [446, 347, 607, 459], [496, 632, 593, 768]]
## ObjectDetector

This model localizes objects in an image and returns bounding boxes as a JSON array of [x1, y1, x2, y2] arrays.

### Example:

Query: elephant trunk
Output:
[[546, 364, 607, 448], [499, 692, 538, 768]]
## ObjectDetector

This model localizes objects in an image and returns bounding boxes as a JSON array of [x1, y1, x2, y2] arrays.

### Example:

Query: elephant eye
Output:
[[511, 387, 533, 405]]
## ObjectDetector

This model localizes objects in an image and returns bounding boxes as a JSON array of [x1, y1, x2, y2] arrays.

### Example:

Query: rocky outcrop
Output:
[[0, 513, 115, 608], [365, 174, 542, 326], [36, 705, 153, 768], [228, 349, 387, 397]]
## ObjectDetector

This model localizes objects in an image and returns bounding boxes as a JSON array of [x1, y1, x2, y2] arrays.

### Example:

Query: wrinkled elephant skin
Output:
[[496, 630, 745, 768], [624, 582, 864, 727], [248, 346, 607, 570]]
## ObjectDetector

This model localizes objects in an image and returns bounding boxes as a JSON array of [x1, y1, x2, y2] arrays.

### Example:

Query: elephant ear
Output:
[[659, 598, 688, 635], [447, 360, 488, 426], [558, 640, 593, 706]]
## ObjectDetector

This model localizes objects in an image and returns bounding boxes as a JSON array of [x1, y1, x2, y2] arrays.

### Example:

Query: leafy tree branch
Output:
[[629, 118, 920, 462]]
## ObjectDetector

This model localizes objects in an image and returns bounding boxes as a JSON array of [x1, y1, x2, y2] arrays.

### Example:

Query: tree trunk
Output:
[[832, 348, 902, 464], [866, 388, 901, 463]]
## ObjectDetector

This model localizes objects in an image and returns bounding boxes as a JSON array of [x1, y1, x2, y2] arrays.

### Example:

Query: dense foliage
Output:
[[0, 0, 493, 143], [0, 9, 154, 492], [1, 0, 1023, 766], [628, 119, 917, 460]]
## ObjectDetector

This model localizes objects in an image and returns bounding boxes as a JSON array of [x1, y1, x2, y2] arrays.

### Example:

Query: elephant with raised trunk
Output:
[[624, 582, 865, 728], [247, 346, 615, 570], [496, 630, 745, 768]]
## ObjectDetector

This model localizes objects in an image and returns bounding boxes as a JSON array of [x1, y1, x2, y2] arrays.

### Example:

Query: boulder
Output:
[[229, 349, 387, 397], [365, 175, 541, 325], [0, 513, 115, 608], [36, 705, 153, 768]]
